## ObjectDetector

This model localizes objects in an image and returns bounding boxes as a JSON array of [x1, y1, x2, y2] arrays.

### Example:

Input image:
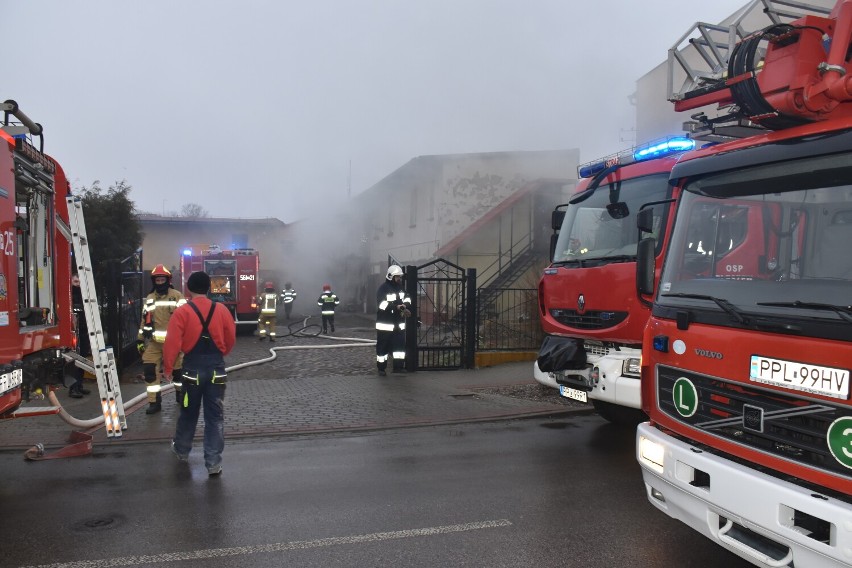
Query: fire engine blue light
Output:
[[652, 335, 669, 353], [578, 161, 607, 179], [634, 137, 695, 161], [182, 249, 192, 256]]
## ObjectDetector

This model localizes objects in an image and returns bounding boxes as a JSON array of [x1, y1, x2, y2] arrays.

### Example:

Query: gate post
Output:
[[105, 259, 120, 353], [464, 268, 477, 369], [405, 265, 418, 372]]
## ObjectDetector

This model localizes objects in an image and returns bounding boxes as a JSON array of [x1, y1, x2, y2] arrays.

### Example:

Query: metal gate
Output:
[[102, 254, 144, 372], [407, 259, 475, 370]]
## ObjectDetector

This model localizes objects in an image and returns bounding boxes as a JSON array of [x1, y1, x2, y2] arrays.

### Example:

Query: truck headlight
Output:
[[639, 436, 665, 474], [622, 357, 641, 377]]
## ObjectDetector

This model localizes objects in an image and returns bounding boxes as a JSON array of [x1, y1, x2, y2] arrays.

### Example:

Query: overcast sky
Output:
[[7, 1, 748, 222]]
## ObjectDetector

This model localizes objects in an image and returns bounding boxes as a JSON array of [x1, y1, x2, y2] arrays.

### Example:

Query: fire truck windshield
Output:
[[552, 173, 670, 264], [657, 151, 852, 334]]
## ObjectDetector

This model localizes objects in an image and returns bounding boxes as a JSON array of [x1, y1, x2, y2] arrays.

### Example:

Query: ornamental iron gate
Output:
[[102, 254, 144, 373], [406, 259, 476, 371]]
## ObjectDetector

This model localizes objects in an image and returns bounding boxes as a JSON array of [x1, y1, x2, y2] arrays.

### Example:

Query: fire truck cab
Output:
[[636, 1, 852, 565], [534, 136, 694, 423], [179, 245, 260, 334]]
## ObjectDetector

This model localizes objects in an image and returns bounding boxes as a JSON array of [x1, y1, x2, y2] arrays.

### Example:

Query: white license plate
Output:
[[0, 369, 23, 395], [559, 385, 588, 403], [749, 355, 849, 400]]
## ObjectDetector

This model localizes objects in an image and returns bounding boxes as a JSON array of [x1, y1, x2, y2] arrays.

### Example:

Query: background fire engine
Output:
[[179, 244, 260, 334]]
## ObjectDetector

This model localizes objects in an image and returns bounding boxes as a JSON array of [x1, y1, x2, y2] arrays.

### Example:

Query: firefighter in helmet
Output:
[[317, 283, 340, 334], [375, 265, 411, 376], [280, 282, 297, 321], [258, 281, 279, 341], [138, 264, 186, 414]]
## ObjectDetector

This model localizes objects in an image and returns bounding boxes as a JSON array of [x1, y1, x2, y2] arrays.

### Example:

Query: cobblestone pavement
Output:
[[0, 313, 589, 453]]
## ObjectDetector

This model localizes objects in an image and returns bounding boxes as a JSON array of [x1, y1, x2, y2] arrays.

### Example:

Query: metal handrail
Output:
[[477, 232, 534, 291]]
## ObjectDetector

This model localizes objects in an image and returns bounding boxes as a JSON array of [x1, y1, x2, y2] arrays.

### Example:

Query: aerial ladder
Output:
[[667, 0, 839, 140]]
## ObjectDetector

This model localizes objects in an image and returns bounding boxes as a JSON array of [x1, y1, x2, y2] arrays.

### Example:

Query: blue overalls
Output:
[[172, 301, 228, 472]]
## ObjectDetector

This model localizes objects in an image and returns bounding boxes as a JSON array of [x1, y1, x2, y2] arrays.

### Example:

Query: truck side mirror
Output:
[[636, 207, 655, 234], [637, 237, 656, 296], [549, 233, 559, 262], [552, 209, 565, 231]]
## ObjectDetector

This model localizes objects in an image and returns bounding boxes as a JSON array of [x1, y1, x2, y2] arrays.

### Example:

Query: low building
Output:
[[137, 215, 288, 284]]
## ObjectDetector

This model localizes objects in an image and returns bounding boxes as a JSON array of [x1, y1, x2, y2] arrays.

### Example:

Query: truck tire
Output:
[[591, 399, 646, 426]]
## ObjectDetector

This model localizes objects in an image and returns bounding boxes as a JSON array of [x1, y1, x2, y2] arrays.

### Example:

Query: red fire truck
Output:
[[636, 2, 852, 566], [534, 136, 694, 423], [179, 245, 259, 334], [0, 100, 76, 418]]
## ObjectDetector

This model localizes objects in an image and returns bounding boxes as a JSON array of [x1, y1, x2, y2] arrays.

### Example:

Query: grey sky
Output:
[[7, 1, 746, 222]]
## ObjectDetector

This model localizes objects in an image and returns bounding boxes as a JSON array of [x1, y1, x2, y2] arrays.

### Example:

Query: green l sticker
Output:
[[673, 377, 698, 418]]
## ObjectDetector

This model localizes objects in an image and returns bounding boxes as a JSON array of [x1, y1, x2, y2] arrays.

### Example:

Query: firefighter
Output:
[[258, 281, 279, 341], [280, 282, 297, 320], [317, 283, 340, 334], [375, 265, 411, 376], [137, 264, 186, 414], [68, 273, 92, 398]]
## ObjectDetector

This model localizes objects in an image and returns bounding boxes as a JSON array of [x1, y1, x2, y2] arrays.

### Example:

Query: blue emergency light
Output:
[[182, 248, 192, 256], [577, 136, 695, 179], [633, 137, 695, 161]]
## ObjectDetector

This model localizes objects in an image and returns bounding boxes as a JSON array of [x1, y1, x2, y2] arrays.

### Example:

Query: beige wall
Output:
[[365, 149, 579, 273]]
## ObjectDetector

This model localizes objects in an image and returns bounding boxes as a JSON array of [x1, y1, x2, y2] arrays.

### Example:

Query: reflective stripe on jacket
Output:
[[259, 292, 278, 314], [317, 292, 340, 315], [375, 280, 410, 331], [139, 289, 186, 342]]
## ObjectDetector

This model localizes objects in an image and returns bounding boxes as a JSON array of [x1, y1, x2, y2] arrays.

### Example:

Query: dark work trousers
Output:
[[376, 329, 405, 371], [173, 335, 227, 471]]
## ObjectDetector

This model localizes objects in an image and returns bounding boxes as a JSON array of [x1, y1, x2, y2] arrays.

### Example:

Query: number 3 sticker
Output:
[[827, 417, 852, 469]]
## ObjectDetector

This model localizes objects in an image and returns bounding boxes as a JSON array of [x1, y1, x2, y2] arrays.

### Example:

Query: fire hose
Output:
[[48, 318, 376, 430]]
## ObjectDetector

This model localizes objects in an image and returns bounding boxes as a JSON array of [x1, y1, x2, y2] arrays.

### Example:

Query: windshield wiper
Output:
[[661, 293, 748, 323], [756, 301, 852, 323], [551, 259, 588, 268]]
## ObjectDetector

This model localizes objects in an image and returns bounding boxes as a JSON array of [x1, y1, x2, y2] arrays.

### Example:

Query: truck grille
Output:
[[550, 309, 627, 330], [657, 365, 852, 479]]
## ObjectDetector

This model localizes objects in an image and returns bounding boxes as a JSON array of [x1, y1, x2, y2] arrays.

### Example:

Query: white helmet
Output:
[[386, 265, 403, 280]]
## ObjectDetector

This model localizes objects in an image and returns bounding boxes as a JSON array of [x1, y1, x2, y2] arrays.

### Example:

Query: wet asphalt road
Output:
[[0, 415, 752, 568]]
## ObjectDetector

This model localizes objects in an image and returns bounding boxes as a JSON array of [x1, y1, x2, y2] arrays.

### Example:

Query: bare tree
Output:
[[181, 202, 209, 218]]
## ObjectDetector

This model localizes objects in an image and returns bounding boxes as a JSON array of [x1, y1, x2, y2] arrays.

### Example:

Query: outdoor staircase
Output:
[[476, 244, 540, 314]]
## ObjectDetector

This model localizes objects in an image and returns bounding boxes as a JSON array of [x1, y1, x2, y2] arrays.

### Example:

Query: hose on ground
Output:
[[50, 316, 377, 428]]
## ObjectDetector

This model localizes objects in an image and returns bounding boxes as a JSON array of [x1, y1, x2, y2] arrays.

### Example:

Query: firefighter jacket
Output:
[[317, 291, 340, 315], [259, 291, 279, 315], [375, 280, 410, 332], [139, 288, 186, 343], [281, 288, 297, 304]]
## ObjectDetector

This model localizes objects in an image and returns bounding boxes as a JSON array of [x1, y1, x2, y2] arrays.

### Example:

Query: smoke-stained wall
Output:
[[364, 150, 578, 272]]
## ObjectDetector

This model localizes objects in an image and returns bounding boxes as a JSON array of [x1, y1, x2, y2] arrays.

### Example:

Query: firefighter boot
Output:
[[146, 393, 162, 414]]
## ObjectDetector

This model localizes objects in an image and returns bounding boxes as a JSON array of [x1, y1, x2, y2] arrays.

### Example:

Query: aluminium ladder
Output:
[[63, 195, 126, 437]]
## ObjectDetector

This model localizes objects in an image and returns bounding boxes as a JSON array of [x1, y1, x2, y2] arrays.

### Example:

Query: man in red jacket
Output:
[[163, 271, 236, 476]]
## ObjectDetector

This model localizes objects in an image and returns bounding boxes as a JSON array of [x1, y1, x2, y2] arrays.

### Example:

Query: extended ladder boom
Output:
[[65, 196, 126, 437]]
